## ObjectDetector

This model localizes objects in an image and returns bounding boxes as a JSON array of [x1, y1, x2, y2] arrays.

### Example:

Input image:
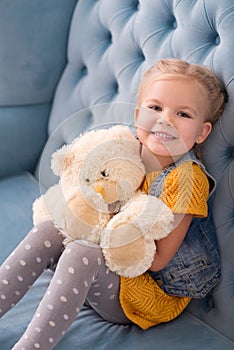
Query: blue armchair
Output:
[[0, 1, 233, 349]]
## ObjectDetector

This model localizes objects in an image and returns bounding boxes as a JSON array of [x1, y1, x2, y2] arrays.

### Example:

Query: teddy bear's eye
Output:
[[85, 178, 90, 183], [101, 170, 108, 178]]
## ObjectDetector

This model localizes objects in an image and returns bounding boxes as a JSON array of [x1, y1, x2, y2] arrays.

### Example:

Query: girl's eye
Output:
[[149, 105, 162, 112], [178, 111, 191, 119], [101, 170, 108, 177]]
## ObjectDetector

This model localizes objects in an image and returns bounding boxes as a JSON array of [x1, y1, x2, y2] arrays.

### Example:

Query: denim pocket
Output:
[[154, 214, 221, 298]]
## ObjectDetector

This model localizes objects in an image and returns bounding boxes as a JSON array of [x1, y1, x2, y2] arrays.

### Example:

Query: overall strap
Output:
[[149, 166, 174, 198], [149, 151, 216, 198]]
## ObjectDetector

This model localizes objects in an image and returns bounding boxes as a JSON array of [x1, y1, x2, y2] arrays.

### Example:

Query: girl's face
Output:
[[135, 78, 212, 165]]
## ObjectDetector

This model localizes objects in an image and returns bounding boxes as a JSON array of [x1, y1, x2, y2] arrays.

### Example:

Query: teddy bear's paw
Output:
[[102, 237, 156, 277], [107, 193, 174, 241], [142, 195, 174, 240], [100, 223, 143, 249], [32, 196, 51, 226]]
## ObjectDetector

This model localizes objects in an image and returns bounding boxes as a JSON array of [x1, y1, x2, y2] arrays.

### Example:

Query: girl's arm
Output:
[[149, 213, 193, 272]]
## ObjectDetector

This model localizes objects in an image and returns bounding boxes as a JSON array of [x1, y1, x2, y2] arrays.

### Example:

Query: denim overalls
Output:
[[147, 151, 221, 298]]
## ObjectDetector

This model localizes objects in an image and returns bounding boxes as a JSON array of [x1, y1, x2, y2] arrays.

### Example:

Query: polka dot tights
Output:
[[0, 221, 130, 350]]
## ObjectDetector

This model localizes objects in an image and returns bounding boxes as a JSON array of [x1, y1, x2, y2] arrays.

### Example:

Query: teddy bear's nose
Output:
[[94, 185, 105, 197]]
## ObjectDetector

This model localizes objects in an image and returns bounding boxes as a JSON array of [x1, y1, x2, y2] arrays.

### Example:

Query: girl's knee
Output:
[[32, 221, 64, 245], [64, 240, 104, 264], [34, 220, 59, 235]]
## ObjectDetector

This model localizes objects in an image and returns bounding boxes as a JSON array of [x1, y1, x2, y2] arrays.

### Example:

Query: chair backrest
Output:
[[41, 0, 234, 341], [0, 0, 77, 179]]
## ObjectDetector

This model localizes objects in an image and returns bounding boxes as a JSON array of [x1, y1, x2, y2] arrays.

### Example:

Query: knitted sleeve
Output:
[[160, 162, 209, 217]]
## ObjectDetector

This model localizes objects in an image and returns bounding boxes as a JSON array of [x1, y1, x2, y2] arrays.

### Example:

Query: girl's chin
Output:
[[147, 138, 189, 158], [147, 145, 186, 161], [146, 142, 175, 157]]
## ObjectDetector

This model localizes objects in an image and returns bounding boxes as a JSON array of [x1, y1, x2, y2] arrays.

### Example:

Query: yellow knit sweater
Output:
[[119, 162, 209, 329]]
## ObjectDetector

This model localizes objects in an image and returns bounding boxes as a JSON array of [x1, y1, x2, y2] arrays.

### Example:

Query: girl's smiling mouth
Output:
[[150, 130, 177, 141]]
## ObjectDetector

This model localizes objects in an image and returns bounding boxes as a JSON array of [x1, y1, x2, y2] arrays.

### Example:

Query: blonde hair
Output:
[[137, 58, 226, 124]]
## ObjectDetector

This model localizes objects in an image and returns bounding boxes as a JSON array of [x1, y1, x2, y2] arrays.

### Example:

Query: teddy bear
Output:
[[33, 125, 174, 277]]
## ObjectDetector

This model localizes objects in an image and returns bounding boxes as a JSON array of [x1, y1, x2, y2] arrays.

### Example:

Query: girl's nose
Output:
[[157, 113, 172, 126]]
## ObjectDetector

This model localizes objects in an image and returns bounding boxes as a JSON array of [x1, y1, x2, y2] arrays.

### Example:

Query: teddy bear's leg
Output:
[[0, 221, 64, 318], [12, 240, 129, 350]]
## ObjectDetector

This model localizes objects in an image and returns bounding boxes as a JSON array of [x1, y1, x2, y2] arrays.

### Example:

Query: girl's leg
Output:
[[0, 221, 64, 317], [13, 240, 130, 350]]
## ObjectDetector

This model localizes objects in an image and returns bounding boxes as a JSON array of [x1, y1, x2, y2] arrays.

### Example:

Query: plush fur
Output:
[[33, 125, 174, 277]]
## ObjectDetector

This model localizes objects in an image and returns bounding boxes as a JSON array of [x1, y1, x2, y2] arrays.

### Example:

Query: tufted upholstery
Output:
[[0, 1, 233, 349]]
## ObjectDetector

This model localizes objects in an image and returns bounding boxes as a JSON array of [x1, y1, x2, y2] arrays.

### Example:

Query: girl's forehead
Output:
[[142, 77, 203, 98], [146, 74, 195, 87], [139, 75, 192, 97], [140, 77, 208, 115]]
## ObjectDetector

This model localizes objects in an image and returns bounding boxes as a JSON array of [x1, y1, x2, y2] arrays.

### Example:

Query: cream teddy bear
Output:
[[33, 125, 174, 277]]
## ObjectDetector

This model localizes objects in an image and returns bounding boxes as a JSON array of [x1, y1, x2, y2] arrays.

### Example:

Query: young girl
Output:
[[0, 59, 226, 349]]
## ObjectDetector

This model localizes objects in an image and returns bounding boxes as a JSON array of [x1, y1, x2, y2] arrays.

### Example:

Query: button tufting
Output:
[[106, 31, 112, 44], [81, 66, 87, 76], [215, 35, 220, 45], [172, 20, 177, 29], [229, 146, 234, 159], [113, 80, 119, 94], [138, 50, 145, 62]]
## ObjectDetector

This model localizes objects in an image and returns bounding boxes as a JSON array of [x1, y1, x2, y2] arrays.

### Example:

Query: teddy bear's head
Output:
[[51, 125, 145, 214]]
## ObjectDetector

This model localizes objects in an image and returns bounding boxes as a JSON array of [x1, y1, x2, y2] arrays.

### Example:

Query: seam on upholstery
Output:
[[140, 27, 170, 51], [225, 76, 234, 91], [218, 113, 234, 147], [161, 0, 173, 16], [107, 4, 136, 28], [203, 0, 214, 31], [115, 56, 143, 80], [0, 101, 51, 108], [185, 42, 213, 61], [216, 216, 233, 230], [217, 6, 234, 26], [184, 311, 234, 344], [228, 165, 234, 200], [92, 90, 118, 106]]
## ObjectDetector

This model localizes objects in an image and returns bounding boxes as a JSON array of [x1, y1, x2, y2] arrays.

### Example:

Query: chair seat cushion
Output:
[[0, 173, 233, 350], [0, 172, 41, 262], [0, 269, 233, 350]]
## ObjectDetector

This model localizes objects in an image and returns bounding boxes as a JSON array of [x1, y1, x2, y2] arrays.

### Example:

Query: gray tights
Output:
[[0, 221, 130, 350]]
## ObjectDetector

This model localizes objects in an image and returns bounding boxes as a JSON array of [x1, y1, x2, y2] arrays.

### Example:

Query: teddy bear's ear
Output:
[[51, 144, 70, 176]]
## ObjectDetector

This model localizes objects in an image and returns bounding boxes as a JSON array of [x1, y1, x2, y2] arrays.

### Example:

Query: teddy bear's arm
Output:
[[103, 192, 174, 244], [101, 192, 174, 277]]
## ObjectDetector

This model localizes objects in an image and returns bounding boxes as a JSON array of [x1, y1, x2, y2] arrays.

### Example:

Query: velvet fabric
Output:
[[0, 1, 233, 349]]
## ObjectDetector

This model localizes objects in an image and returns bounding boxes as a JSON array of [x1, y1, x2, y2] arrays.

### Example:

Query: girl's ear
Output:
[[196, 122, 212, 144]]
